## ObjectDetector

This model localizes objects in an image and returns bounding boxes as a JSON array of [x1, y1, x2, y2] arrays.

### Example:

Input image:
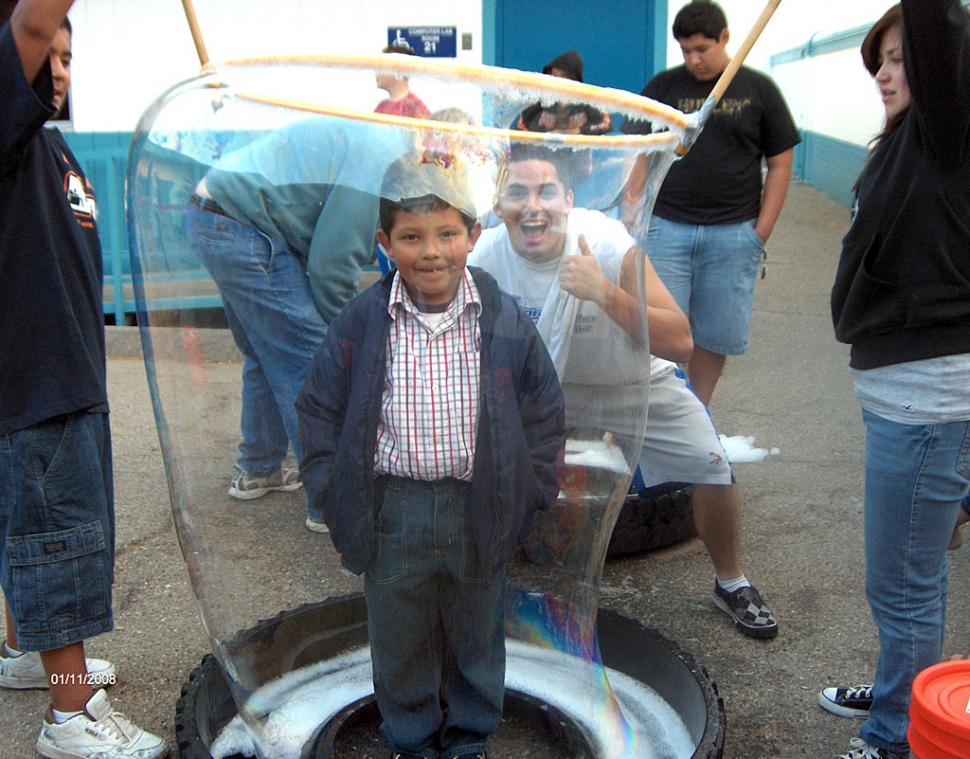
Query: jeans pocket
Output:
[[372, 486, 407, 584], [744, 221, 765, 251], [6, 521, 109, 635], [253, 228, 285, 274], [956, 423, 970, 481], [458, 503, 487, 584]]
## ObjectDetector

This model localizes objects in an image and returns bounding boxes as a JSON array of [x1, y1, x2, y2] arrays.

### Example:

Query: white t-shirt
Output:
[[469, 207, 648, 386], [851, 353, 970, 425]]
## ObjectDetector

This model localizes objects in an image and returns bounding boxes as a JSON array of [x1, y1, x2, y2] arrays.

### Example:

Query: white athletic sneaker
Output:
[[0, 642, 115, 690], [229, 465, 302, 500], [305, 516, 329, 534], [36, 688, 168, 759]]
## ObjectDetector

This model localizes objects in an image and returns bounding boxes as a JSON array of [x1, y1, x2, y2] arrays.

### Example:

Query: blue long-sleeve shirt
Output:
[[204, 116, 409, 322]]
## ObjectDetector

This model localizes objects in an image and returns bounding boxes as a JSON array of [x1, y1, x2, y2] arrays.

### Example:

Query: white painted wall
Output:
[[65, 0, 483, 132], [65, 0, 896, 146], [772, 48, 883, 146]]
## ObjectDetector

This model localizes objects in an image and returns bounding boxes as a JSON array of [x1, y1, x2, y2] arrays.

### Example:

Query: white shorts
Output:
[[637, 358, 733, 488]]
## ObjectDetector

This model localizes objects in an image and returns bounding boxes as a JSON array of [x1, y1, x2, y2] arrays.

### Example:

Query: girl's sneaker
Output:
[[834, 737, 906, 759], [819, 685, 873, 718]]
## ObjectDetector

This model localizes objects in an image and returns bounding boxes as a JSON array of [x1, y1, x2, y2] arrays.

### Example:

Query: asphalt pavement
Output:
[[2, 182, 968, 759]]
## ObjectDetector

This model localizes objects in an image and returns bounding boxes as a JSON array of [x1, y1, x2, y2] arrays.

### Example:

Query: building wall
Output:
[[69, 0, 829, 134], [768, 13, 886, 206], [66, 0, 484, 133], [62, 0, 940, 319]]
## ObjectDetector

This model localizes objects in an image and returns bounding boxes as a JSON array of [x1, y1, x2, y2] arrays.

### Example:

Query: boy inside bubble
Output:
[[296, 151, 566, 759]]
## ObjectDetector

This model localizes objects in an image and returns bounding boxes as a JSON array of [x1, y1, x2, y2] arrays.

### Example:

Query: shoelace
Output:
[[842, 738, 885, 759], [844, 685, 873, 700], [90, 709, 136, 744]]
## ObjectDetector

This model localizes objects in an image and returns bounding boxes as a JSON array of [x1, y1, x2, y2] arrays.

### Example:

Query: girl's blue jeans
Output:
[[859, 409, 970, 754]]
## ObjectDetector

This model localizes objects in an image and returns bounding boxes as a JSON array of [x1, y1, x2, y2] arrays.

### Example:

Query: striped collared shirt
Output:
[[374, 269, 482, 481]]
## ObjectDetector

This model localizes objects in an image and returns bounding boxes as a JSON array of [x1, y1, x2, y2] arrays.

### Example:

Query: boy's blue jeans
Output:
[[365, 476, 505, 759], [859, 409, 970, 755], [184, 204, 326, 499]]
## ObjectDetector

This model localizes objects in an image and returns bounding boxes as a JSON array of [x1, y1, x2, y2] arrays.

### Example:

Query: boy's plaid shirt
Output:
[[374, 269, 482, 482]]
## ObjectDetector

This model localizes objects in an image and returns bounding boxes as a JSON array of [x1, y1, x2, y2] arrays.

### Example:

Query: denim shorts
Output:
[[647, 216, 765, 356], [0, 412, 115, 651]]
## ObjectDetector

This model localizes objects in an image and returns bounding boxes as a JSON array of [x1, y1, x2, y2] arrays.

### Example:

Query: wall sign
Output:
[[387, 27, 457, 58]]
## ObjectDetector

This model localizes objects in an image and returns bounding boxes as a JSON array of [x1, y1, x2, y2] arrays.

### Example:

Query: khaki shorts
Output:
[[638, 358, 733, 487]]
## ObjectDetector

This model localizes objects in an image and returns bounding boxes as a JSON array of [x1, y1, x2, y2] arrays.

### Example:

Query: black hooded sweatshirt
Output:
[[831, 0, 970, 370]]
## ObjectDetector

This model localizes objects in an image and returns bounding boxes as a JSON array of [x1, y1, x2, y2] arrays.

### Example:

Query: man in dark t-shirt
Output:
[[624, 0, 798, 641], [626, 0, 800, 407], [0, 2, 167, 757]]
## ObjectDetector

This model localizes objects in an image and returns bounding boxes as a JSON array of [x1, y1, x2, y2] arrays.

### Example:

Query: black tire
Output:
[[175, 654, 233, 759], [175, 598, 724, 759], [607, 482, 697, 559], [597, 608, 725, 759]]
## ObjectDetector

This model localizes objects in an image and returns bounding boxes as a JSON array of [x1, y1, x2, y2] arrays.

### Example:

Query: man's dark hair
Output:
[[672, 0, 727, 42], [504, 143, 578, 192]]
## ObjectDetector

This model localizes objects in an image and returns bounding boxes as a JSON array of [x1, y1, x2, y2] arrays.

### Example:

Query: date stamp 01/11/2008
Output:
[[48, 672, 117, 687]]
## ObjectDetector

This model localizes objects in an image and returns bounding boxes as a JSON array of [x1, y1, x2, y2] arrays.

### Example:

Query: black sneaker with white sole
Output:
[[819, 684, 873, 718], [712, 581, 778, 639]]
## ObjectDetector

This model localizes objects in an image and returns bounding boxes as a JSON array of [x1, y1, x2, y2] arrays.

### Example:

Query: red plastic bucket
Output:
[[908, 660, 970, 759]]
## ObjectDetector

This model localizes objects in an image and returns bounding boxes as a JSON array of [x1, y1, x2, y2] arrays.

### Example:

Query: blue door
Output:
[[486, 0, 667, 96]]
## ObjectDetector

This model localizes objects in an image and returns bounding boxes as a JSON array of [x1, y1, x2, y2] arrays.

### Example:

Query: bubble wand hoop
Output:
[[676, 0, 784, 155]]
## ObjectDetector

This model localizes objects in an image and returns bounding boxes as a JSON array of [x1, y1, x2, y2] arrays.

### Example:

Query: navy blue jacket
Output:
[[296, 267, 566, 576]]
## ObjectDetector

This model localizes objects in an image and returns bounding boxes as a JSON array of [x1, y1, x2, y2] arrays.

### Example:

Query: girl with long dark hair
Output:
[[823, 2, 970, 758]]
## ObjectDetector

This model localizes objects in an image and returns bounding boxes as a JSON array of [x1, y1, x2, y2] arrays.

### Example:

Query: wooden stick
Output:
[[181, 0, 209, 67], [676, 0, 783, 155], [710, 0, 783, 104]]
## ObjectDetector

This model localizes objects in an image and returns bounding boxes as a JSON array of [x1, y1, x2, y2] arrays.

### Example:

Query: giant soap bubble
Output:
[[127, 53, 702, 759]]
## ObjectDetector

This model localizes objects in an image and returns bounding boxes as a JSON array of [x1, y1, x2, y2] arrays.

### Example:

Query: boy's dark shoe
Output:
[[819, 685, 873, 718], [834, 737, 906, 759], [712, 581, 778, 639]]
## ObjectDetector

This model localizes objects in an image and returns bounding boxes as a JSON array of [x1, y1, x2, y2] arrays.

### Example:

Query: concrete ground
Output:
[[2, 182, 968, 759]]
